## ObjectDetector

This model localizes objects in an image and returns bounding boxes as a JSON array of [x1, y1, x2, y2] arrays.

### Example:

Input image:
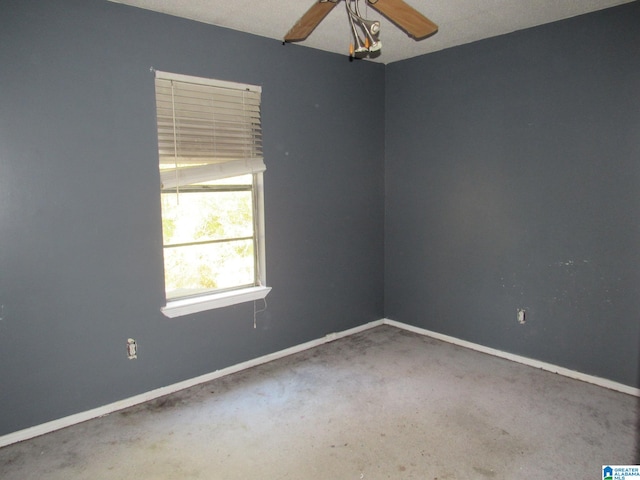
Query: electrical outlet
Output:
[[517, 309, 526, 324], [127, 338, 137, 359]]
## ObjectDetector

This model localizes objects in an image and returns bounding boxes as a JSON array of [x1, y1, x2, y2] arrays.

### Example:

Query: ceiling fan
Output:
[[284, 0, 438, 59]]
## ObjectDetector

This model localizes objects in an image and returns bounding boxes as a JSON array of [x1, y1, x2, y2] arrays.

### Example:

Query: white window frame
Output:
[[154, 70, 270, 318]]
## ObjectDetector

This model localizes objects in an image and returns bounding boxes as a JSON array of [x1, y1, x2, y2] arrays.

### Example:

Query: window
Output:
[[154, 71, 270, 317]]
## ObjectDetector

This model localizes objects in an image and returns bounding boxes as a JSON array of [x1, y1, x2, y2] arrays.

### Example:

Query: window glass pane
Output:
[[164, 240, 255, 300], [161, 189, 254, 246]]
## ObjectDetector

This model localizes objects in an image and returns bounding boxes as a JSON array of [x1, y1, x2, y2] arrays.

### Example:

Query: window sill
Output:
[[161, 286, 271, 318]]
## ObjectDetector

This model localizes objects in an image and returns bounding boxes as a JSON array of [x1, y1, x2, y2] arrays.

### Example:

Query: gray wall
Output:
[[0, 0, 385, 435], [385, 2, 640, 388]]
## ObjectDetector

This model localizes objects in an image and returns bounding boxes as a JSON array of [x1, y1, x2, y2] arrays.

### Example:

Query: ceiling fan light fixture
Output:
[[346, 0, 381, 58]]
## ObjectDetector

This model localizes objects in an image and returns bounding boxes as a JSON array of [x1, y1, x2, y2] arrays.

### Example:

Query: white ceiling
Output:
[[109, 0, 634, 64]]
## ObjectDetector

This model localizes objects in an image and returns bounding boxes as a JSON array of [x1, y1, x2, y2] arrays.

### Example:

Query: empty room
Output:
[[1, 0, 638, 478]]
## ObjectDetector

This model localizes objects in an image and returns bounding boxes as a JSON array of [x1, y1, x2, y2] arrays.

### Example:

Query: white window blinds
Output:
[[154, 71, 265, 189]]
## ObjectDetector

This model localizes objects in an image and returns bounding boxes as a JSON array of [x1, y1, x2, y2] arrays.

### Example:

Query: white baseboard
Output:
[[382, 318, 640, 398], [2, 317, 636, 448], [0, 319, 384, 448]]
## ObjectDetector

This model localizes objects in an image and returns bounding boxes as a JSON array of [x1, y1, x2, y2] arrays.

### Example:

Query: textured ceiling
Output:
[[109, 0, 634, 63]]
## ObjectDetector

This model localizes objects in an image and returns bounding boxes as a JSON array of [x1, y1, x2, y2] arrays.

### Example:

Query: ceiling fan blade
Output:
[[367, 0, 438, 40], [284, 1, 339, 42]]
